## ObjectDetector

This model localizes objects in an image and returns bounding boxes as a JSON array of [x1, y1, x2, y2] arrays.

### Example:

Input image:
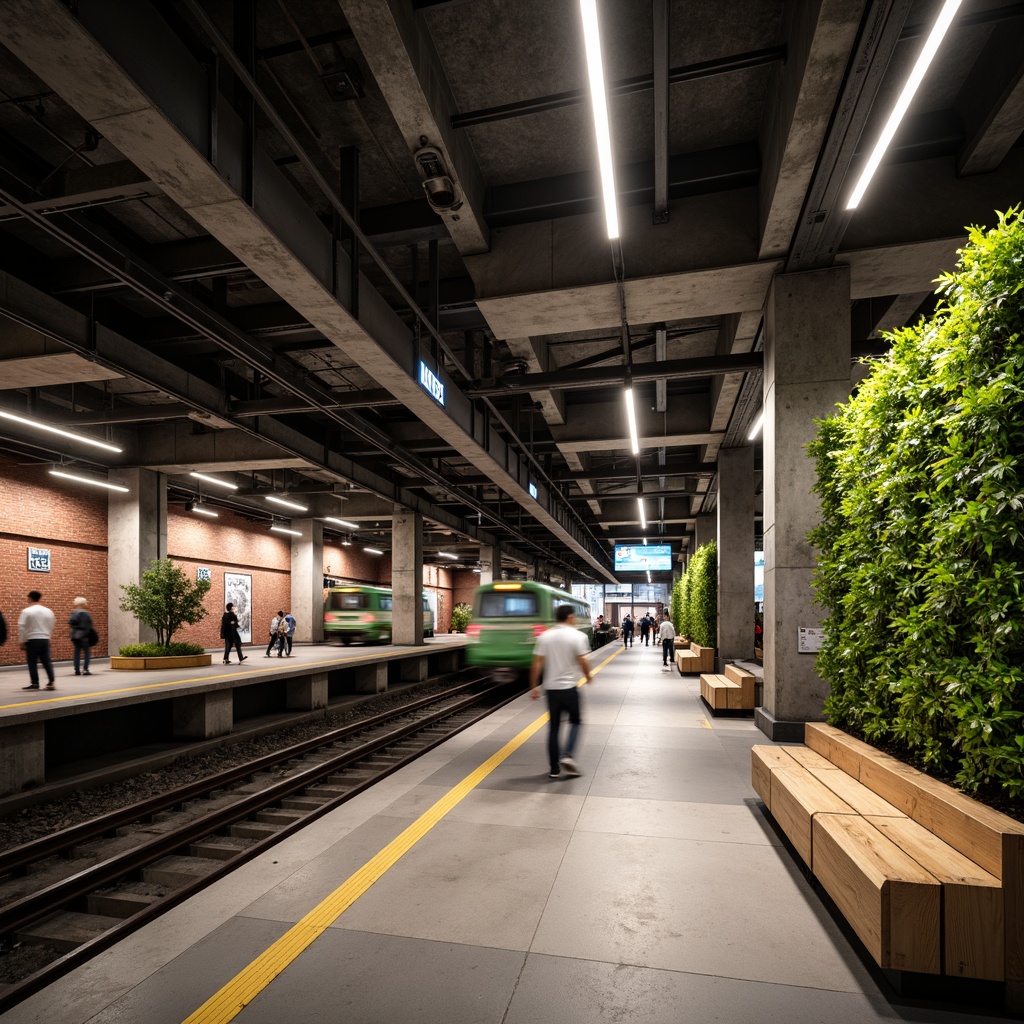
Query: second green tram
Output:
[[323, 585, 435, 644], [464, 581, 592, 682]]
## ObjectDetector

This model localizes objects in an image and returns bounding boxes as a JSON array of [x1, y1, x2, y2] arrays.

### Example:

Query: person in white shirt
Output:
[[18, 590, 56, 690], [265, 611, 286, 657], [529, 605, 593, 778], [658, 614, 677, 668]]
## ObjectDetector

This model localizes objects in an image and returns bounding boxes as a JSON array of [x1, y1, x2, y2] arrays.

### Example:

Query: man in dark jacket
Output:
[[221, 603, 247, 665]]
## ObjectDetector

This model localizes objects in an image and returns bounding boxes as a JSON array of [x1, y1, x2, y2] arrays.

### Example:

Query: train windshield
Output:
[[479, 592, 538, 617], [328, 592, 367, 611]]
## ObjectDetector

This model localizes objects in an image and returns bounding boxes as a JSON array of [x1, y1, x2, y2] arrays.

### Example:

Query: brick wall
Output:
[[0, 457, 108, 667], [453, 570, 480, 612], [168, 505, 291, 649]]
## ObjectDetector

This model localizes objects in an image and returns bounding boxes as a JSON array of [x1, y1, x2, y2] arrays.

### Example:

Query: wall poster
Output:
[[224, 572, 253, 643]]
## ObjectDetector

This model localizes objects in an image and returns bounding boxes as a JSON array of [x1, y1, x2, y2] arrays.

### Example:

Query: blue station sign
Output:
[[418, 361, 445, 407]]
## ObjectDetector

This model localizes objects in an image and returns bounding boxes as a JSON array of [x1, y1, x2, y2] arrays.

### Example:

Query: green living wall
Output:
[[808, 209, 1024, 796], [671, 541, 717, 647]]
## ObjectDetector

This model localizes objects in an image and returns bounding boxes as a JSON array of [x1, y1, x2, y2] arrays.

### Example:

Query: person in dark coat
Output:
[[639, 614, 651, 646], [69, 596, 94, 676], [221, 602, 247, 665], [621, 614, 635, 647]]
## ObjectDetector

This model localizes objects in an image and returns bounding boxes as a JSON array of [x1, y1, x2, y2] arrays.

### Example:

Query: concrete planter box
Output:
[[110, 654, 213, 670]]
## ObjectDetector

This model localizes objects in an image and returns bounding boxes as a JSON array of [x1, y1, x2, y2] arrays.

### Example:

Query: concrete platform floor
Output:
[[1, 640, 1008, 1024]]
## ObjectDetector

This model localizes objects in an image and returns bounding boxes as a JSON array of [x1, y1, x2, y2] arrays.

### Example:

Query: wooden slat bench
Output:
[[700, 664, 755, 712], [675, 642, 714, 674], [752, 723, 1024, 1008]]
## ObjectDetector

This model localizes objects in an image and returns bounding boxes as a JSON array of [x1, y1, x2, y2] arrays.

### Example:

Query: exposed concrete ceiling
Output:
[[0, 0, 1021, 580]]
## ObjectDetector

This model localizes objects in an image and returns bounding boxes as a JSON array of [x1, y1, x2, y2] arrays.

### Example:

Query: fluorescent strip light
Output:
[[192, 506, 219, 518], [341, 536, 353, 546], [1, 410, 122, 453], [189, 471, 238, 490], [324, 517, 359, 530], [473, 569, 482, 574], [49, 468, 129, 492], [270, 524, 301, 537], [364, 547, 384, 555], [637, 496, 647, 529], [266, 495, 308, 512], [748, 410, 765, 440], [437, 551, 457, 559], [846, 0, 962, 210], [624, 388, 640, 454], [580, 0, 619, 239]]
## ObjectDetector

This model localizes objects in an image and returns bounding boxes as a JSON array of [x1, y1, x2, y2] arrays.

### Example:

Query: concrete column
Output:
[[108, 468, 167, 652], [0, 721, 45, 796], [757, 266, 851, 740], [717, 447, 755, 662], [694, 515, 717, 550], [353, 662, 387, 693], [400, 656, 428, 683], [173, 690, 232, 740], [287, 672, 328, 711], [290, 519, 324, 644], [479, 544, 499, 585], [392, 504, 423, 646]]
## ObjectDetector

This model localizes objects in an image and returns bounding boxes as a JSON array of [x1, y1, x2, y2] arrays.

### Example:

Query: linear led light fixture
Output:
[[1, 410, 122, 453], [580, 0, 619, 239], [189, 471, 238, 490], [270, 524, 301, 537], [624, 386, 640, 455], [266, 494, 308, 512], [49, 468, 129, 492], [364, 547, 384, 556], [637, 496, 647, 530], [324, 517, 359, 529], [341, 535, 353, 546], [748, 410, 765, 440], [192, 505, 219, 518], [437, 551, 457, 560], [846, 0, 962, 210]]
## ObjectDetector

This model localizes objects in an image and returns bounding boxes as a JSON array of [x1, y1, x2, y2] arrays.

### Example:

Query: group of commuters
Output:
[[4, 591, 96, 691], [6, 591, 302, 686]]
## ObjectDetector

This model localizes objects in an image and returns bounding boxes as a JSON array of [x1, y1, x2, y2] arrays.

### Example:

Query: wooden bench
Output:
[[675, 642, 714, 674], [752, 723, 1024, 1008], [700, 664, 755, 712]]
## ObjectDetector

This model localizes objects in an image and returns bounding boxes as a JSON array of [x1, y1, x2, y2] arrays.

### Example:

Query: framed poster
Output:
[[224, 572, 253, 643]]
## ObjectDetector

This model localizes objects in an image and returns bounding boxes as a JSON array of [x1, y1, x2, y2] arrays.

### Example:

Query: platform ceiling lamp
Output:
[[846, 0, 962, 209], [49, 467, 129, 492], [1, 409, 122, 453], [580, 0, 618, 239]]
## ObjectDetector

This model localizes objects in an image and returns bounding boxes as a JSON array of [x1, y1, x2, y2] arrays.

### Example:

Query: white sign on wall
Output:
[[27, 547, 51, 572], [798, 627, 824, 653], [197, 567, 211, 582]]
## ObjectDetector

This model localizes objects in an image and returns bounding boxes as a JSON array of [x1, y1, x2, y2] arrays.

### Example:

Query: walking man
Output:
[[19, 590, 56, 690], [659, 613, 676, 670], [639, 614, 650, 646], [221, 602, 247, 665], [529, 604, 593, 778], [284, 610, 296, 655], [266, 611, 287, 657], [622, 613, 634, 647]]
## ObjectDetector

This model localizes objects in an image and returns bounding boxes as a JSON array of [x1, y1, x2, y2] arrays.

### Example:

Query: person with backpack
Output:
[[265, 610, 287, 657], [283, 611, 296, 655], [621, 613, 635, 648], [69, 596, 94, 676]]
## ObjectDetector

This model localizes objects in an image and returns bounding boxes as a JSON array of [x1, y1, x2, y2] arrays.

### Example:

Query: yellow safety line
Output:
[[0, 650, 412, 712], [184, 648, 620, 1024]]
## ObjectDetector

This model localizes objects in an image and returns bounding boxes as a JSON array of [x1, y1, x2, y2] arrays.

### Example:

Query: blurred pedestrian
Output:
[[284, 611, 296, 655], [529, 604, 593, 778], [639, 613, 651, 646], [265, 611, 287, 657], [622, 614, 634, 647], [69, 596, 94, 676], [221, 602, 247, 665], [658, 613, 676, 670], [19, 590, 56, 690]]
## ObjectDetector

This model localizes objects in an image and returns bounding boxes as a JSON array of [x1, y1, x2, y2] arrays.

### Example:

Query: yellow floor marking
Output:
[[0, 649, 419, 712], [183, 652, 617, 1024]]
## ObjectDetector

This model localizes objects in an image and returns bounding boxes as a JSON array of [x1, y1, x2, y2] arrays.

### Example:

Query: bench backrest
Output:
[[805, 723, 1024, 880]]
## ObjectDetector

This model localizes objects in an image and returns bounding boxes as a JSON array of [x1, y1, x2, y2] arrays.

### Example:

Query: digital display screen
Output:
[[614, 544, 672, 572]]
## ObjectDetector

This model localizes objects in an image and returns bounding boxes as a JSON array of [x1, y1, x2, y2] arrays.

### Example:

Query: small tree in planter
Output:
[[119, 558, 211, 654], [450, 602, 473, 633]]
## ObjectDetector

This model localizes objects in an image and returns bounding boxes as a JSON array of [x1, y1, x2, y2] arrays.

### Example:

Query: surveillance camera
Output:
[[414, 144, 462, 212]]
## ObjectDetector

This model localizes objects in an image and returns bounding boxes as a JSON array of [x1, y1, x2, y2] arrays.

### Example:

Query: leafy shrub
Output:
[[118, 642, 207, 657], [119, 558, 211, 647], [450, 602, 473, 633], [809, 207, 1024, 796], [671, 574, 686, 638], [688, 541, 718, 648]]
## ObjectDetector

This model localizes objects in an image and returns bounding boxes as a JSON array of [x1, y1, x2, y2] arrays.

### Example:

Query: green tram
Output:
[[465, 581, 592, 682], [323, 585, 435, 644]]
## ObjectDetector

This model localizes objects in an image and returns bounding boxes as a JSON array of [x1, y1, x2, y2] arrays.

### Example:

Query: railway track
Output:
[[0, 672, 515, 1011]]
